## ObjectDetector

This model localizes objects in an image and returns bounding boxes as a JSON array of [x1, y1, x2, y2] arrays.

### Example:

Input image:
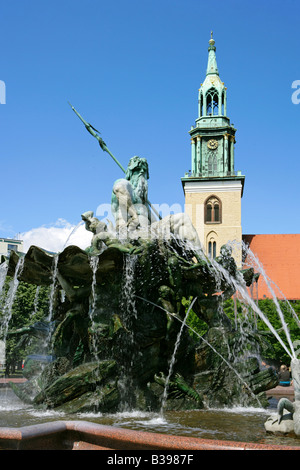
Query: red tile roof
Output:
[[242, 234, 300, 300]]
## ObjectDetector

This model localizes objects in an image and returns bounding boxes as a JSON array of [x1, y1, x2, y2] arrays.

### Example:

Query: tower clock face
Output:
[[207, 139, 218, 150]]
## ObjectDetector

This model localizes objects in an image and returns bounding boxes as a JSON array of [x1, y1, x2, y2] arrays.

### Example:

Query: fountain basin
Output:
[[0, 420, 299, 450]]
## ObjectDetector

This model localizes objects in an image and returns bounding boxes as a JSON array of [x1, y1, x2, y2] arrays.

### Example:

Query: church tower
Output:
[[182, 33, 245, 267]]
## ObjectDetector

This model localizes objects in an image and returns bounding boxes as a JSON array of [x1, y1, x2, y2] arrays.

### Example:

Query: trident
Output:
[[68, 102, 161, 220]]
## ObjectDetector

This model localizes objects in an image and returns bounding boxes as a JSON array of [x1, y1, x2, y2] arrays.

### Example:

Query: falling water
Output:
[[246, 245, 300, 328], [0, 262, 9, 310], [42, 254, 59, 355], [122, 254, 138, 322], [267, 278, 300, 329], [156, 235, 298, 392], [179, 237, 296, 360], [89, 255, 99, 359], [31, 286, 41, 317], [0, 257, 24, 341], [241, 286, 295, 359], [0, 262, 8, 295], [241, 241, 297, 358], [47, 254, 59, 322], [118, 254, 139, 410], [160, 298, 197, 415], [208, 253, 296, 360], [137, 294, 262, 407]]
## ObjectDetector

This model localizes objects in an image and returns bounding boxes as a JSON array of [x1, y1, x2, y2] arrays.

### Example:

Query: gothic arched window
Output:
[[206, 88, 219, 116], [208, 241, 217, 259], [207, 231, 218, 259], [205, 196, 222, 223]]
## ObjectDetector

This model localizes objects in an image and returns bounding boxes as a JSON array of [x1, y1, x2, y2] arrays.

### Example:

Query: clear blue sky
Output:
[[1, 0, 299, 246]]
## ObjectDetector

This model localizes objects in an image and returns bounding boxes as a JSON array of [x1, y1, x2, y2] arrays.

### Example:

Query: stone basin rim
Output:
[[0, 420, 299, 450]]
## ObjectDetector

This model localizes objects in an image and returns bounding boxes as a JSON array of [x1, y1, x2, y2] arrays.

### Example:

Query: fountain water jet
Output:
[[241, 241, 297, 357], [0, 257, 24, 341], [160, 297, 197, 415], [62, 220, 85, 250], [194, 240, 296, 362], [88, 255, 100, 360], [0, 262, 9, 301], [136, 295, 263, 408]]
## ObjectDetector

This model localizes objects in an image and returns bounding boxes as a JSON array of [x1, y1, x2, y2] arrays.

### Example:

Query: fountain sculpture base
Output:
[[5, 239, 279, 413]]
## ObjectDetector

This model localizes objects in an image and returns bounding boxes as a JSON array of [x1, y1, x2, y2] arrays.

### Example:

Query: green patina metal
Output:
[[206, 31, 219, 76]]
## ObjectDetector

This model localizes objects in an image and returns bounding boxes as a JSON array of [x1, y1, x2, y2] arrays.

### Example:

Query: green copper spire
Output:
[[206, 31, 219, 76], [185, 32, 242, 179], [198, 32, 226, 119]]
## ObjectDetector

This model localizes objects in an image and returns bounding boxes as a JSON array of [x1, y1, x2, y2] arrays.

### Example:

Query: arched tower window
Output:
[[206, 88, 219, 116], [208, 241, 217, 259], [205, 195, 222, 223], [207, 231, 218, 259]]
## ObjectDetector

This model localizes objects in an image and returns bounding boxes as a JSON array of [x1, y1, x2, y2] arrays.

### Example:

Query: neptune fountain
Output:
[[0, 107, 299, 444], [2, 155, 278, 411]]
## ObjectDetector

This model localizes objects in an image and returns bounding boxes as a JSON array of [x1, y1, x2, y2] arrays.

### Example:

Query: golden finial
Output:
[[209, 30, 215, 46]]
